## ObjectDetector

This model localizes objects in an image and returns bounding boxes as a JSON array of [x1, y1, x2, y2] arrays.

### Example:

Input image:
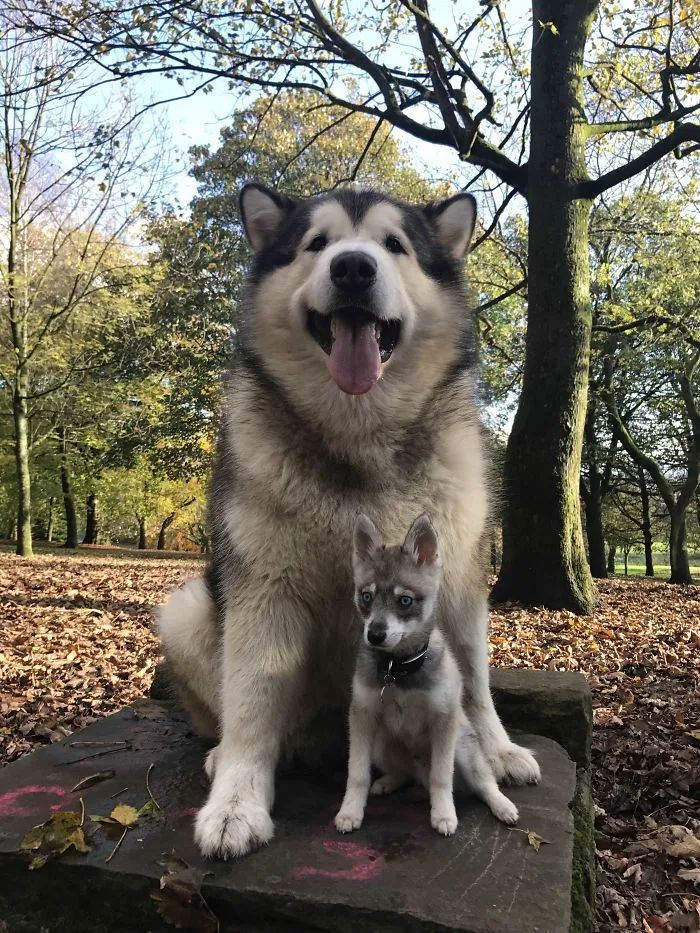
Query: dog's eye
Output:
[[385, 235, 406, 255], [399, 595, 413, 608], [307, 235, 327, 252], [361, 591, 373, 605]]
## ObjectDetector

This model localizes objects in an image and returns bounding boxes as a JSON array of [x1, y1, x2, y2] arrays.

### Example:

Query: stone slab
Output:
[[150, 665, 593, 771], [0, 701, 577, 933], [490, 670, 592, 769]]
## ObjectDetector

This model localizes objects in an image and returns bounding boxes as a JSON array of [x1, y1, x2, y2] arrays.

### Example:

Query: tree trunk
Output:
[[493, 0, 598, 612], [624, 548, 629, 576], [137, 516, 147, 550], [12, 378, 33, 556], [83, 493, 98, 545], [607, 544, 616, 574], [58, 429, 78, 549], [584, 493, 607, 579], [638, 467, 654, 577], [669, 507, 692, 584], [157, 514, 174, 551], [46, 497, 54, 542]]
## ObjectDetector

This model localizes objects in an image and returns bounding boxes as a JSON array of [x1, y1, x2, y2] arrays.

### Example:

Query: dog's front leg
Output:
[[335, 702, 376, 833], [446, 594, 540, 786], [429, 711, 459, 836], [194, 593, 307, 860]]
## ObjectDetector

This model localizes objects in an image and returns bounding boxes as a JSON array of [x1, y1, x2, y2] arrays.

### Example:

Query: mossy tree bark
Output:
[[58, 429, 79, 549], [580, 396, 617, 579], [137, 515, 147, 550], [638, 467, 654, 577], [83, 493, 98, 545], [493, 0, 598, 612]]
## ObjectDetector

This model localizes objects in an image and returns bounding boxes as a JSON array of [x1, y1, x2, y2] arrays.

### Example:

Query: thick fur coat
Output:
[[157, 184, 539, 858]]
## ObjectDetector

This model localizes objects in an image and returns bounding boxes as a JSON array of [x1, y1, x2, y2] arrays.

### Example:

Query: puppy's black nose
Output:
[[367, 627, 386, 646], [330, 251, 377, 295]]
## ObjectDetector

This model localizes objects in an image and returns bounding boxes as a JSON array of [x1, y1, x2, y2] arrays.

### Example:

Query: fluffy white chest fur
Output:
[[337, 635, 520, 836]]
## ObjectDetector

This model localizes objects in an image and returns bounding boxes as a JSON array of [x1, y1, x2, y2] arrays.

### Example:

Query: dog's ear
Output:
[[354, 513, 383, 564], [239, 183, 296, 252], [423, 193, 477, 261], [403, 513, 439, 567]]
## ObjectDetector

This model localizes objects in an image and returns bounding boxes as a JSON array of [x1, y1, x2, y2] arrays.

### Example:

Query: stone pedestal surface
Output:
[[0, 697, 581, 933]]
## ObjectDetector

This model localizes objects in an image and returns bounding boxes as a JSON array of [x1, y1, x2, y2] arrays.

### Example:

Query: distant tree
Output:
[[596, 193, 700, 583], [0, 29, 163, 555], [11, 0, 700, 610]]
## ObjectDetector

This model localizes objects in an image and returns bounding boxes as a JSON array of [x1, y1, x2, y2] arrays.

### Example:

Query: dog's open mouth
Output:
[[307, 308, 401, 396]]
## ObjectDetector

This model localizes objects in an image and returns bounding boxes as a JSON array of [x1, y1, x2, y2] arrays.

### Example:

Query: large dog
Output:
[[158, 183, 540, 859]]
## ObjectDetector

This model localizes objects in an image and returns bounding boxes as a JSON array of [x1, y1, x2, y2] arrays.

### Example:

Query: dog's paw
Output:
[[370, 774, 405, 796], [488, 792, 519, 826], [194, 797, 274, 859], [488, 742, 540, 786], [204, 746, 219, 781], [431, 809, 458, 836], [335, 808, 364, 833]]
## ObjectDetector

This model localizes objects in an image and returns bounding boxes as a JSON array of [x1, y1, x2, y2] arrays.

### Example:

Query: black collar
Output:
[[375, 643, 430, 683]]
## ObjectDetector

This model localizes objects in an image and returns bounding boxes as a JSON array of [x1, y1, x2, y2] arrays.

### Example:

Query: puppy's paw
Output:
[[204, 745, 219, 781], [335, 808, 364, 833], [489, 792, 519, 826], [431, 809, 458, 836], [370, 774, 405, 796], [489, 742, 540, 786], [194, 796, 274, 859]]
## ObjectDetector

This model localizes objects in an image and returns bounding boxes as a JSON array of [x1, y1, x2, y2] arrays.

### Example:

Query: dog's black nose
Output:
[[367, 627, 386, 646], [330, 251, 377, 294]]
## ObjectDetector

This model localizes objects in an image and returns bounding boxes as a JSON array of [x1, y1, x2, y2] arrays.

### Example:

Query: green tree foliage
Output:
[[592, 188, 700, 583], [8, 0, 700, 609]]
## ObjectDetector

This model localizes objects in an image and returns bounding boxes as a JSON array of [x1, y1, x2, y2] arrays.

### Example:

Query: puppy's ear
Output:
[[403, 513, 439, 567], [239, 182, 296, 252], [354, 513, 383, 564], [423, 193, 477, 261]]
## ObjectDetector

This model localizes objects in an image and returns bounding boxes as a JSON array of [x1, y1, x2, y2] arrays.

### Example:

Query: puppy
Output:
[[336, 513, 519, 836]]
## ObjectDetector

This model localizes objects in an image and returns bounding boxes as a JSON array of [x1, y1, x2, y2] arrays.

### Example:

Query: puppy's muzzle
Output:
[[367, 624, 387, 646]]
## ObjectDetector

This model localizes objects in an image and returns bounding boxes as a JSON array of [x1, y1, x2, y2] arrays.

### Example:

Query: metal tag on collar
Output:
[[380, 659, 395, 699]]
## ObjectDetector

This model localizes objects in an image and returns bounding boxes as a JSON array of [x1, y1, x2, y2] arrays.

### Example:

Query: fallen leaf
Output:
[[666, 835, 700, 858], [526, 830, 549, 852], [678, 868, 700, 884], [644, 917, 673, 933], [111, 803, 139, 827], [137, 799, 160, 818], [71, 770, 115, 792], [20, 811, 90, 870], [151, 853, 218, 932]]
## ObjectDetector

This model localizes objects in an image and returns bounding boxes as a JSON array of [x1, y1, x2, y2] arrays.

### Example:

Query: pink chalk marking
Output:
[[0, 784, 69, 817], [177, 807, 200, 817], [291, 838, 384, 882]]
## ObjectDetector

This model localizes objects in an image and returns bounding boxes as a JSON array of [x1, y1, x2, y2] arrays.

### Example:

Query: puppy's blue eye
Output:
[[385, 235, 405, 255], [307, 235, 327, 252], [399, 595, 413, 608], [361, 591, 373, 605]]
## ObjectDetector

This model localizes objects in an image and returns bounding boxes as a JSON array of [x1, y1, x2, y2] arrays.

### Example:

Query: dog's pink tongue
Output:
[[328, 316, 381, 395]]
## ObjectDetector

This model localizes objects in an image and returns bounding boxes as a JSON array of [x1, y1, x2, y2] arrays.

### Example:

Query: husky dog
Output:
[[336, 513, 519, 837], [157, 182, 540, 859]]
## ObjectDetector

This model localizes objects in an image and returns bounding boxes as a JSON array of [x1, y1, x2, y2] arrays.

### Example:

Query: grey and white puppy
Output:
[[336, 513, 519, 836]]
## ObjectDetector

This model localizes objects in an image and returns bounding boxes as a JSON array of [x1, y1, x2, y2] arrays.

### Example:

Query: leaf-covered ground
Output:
[[1, 552, 699, 931]]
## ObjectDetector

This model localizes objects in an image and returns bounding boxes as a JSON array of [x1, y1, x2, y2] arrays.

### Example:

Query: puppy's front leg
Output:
[[429, 711, 459, 836], [335, 702, 376, 833], [194, 591, 307, 860]]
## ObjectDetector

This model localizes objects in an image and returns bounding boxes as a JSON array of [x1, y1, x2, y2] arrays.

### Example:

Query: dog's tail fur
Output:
[[156, 578, 220, 739]]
